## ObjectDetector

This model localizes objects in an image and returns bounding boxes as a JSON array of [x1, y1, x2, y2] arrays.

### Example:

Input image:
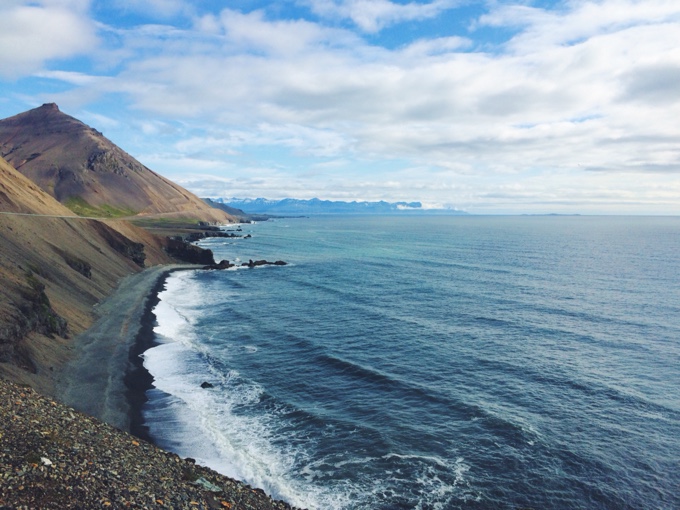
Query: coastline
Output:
[[3, 262, 304, 509], [124, 267, 177, 442], [57, 264, 197, 432]]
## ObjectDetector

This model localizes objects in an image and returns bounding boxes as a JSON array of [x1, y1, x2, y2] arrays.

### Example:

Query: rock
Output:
[[200, 382, 214, 389], [90, 221, 146, 267], [242, 259, 287, 268], [193, 477, 223, 493], [202, 260, 234, 270], [165, 238, 215, 265]]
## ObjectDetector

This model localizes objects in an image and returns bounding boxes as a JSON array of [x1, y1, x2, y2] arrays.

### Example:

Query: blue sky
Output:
[[1, 0, 680, 214]]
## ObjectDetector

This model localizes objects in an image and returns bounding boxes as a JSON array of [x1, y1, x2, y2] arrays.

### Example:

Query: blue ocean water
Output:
[[142, 216, 680, 509]]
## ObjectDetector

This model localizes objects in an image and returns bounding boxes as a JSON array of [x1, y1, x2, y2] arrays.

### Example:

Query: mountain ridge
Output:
[[0, 153, 179, 391], [0, 105, 234, 394], [0, 103, 233, 223], [214, 197, 468, 215]]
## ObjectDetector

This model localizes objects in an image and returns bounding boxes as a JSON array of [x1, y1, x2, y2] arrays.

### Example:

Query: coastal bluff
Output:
[[0, 104, 300, 508]]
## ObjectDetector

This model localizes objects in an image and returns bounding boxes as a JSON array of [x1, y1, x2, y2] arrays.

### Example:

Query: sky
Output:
[[1, 0, 679, 214]]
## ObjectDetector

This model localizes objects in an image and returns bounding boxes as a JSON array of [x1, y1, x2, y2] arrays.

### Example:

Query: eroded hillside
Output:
[[0, 155, 176, 393], [0, 103, 234, 223]]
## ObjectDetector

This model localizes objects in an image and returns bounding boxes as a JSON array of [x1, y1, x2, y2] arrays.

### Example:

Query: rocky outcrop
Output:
[[202, 260, 234, 270], [57, 250, 92, 279], [245, 259, 287, 268], [0, 273, 69, 372], [18, 274, 68, 340], [90, 221, 146, 267], [202, 259, 288, 270], [183, 229, 249, 243], [165, 238, 215, 265]]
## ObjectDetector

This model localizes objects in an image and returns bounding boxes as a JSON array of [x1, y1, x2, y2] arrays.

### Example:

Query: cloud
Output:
[[197, 8, 363, 55], [620, 64, 680, 106], [91, 2, 678, 180], [304, 0, 459, 32], [0, 1, 97, 78], [15, 0, 680, 212], [478, 0, 680, 51]]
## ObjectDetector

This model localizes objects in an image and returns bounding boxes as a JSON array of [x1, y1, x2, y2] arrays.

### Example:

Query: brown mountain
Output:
[[0, 153, 176, 391], [0, 103, 232, 223]]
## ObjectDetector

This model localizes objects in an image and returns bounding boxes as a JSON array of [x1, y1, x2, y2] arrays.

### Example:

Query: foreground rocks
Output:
[[0, 379, 302, 510]]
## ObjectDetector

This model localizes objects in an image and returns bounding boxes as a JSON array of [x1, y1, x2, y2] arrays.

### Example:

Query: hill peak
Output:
[[40, 102, 59, 111], [0, 105, 233, 223]]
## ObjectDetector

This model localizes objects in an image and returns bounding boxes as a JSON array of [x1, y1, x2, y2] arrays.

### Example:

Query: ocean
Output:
[[141, 216, 680, 509]]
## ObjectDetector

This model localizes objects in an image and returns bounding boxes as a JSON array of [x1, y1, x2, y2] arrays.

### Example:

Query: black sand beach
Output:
[[57, 265, 187, 431], [0, 264, 304, 509]]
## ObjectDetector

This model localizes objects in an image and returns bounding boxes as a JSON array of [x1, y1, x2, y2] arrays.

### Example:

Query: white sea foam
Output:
[[142, 263, 486, 510], [144, 338, 355, 508], [144, 272, 356, 509], [153, 271, 203, 343]]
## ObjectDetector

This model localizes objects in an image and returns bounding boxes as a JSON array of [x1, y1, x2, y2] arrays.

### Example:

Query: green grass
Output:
[[130, 217, 203, 229], [64, 197, 137, 218]]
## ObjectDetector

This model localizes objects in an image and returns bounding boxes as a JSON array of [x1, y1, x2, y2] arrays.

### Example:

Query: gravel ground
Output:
[[0, 378, 302, 510]]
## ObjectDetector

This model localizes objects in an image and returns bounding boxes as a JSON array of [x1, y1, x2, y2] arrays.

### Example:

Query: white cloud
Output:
[[198, 8, 363, 55], [13, 0, 680, 212], [0, 1, 97, 78], [34, 70, 104, 86], [305, 0, 459, 32], [479, 0, 680, 53]]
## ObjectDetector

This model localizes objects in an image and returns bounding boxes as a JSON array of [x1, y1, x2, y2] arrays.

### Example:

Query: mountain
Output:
[[0, 104, 240, 392], [214, 197, 468, 215], [0, 103, 232, 223], [0, 154, 177, 391], [202, 198, 250, 219]]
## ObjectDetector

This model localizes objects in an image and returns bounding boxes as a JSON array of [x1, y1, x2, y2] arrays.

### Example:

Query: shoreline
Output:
[[15, 264, 304, 509], [57, 264, 197, 432], [124, 267, 174, 443]]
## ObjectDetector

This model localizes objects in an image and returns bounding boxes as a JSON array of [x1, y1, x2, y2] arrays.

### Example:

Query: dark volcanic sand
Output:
[[4, 265, 305, 509]]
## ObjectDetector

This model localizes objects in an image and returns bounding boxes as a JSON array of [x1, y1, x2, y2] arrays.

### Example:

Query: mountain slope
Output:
[[0, 103, 233, 223], [0, 155, 173, 392]]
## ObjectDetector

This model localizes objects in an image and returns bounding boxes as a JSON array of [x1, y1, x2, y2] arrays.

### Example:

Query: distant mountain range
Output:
[[211, 197, 467, 215]]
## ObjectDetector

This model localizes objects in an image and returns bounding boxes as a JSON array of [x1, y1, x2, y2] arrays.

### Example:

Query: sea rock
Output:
[[243, 259, 288, 268], [202, 260, 234, 270], [200, 382, 214, 389], [184, 231, 244, 243]]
